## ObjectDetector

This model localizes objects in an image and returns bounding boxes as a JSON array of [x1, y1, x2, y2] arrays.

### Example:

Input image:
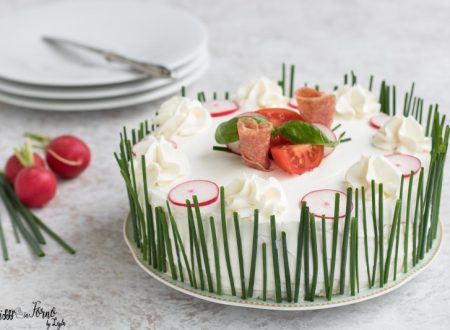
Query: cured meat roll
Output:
[[295, 87, 336, 128], [237, 117, 273, 171]]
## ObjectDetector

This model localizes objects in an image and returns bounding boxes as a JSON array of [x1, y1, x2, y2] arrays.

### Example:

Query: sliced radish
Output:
[[385, 153, 421, 177], [132, 137, 177, 156], [300, 189, 350, 219], [288, 98, 298, 109], [168, 180, 219, 207], [203, 100, 239, 118], [227, 141, 241, 155], [369, 114, 391, 129], [313, 123, 337, 157]]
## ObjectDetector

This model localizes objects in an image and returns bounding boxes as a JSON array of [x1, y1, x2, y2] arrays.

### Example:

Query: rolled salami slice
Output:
[[237, 117, 273, 171], [295, 87, 336, 128]]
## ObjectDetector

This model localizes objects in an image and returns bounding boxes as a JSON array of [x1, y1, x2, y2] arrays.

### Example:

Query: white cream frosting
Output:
[[137, 105, 432, 298], [224, 174, 287, 219], [235, 77, 288, 111], [133, 136, 189, 188], [153, 96, 211, 137], [346, 154, 402, 197], [372, 116, 431, 153], [335, 85, 380, 118]]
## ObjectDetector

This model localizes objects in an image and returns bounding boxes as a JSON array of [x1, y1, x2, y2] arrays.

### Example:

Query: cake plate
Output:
[[123, 216, 443, 311]]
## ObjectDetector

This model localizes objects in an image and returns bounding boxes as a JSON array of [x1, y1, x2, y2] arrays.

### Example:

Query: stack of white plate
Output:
[[0, 1, 209, 111]]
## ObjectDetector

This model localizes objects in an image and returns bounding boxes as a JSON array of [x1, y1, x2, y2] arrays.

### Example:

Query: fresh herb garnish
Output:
[[273, 120, 339, 147]]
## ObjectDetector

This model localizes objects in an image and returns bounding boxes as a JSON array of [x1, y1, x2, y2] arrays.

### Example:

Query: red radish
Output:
[[226, 141, 241, 155], [300, 189, 350, 219], [203, 100, 239, 118], [168, 180, 219, 207], [132, 137, 177, 156], [288, 98, 298, 109], [4, 152, 44, 184], [26, 133, 90, 179], [385, 153, 421, 177], [14, 166, 57, 207], [313, 123, 337, 157], [369, 114, 391, 129]]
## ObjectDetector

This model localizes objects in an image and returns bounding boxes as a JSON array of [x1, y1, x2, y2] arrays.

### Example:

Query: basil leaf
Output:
[[276, 120, 338, 147], [215, 115, 267, 144]]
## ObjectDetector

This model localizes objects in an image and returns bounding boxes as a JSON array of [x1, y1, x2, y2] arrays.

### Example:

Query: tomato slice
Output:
[[271, 144, 324, 175], [256, 108, 304, 127], [256, 108, 304, 147]]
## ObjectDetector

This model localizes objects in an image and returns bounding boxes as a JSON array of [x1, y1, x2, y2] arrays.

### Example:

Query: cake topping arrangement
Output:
[[372, 116, 431, 153], [369, 113, 391, 129], [154, 96, 212, 137], [300, 189, 349, 219], [133, 136, 189, 188], [384, 153, 422, 177], [214, 109, 340, 175], [168, 179, 219, 207], [235, 77, 288, 111], [345, 154, 402, 197], [237, 117, 273, 171], [224, 174, 287, 218], [294, 87, 336, 128]]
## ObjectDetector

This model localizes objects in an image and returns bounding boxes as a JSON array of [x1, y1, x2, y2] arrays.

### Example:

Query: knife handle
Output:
[[104, 52, 172, 78]]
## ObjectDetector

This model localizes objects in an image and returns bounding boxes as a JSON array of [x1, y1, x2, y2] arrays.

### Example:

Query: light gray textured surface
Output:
[[0, 0, 449, 329]]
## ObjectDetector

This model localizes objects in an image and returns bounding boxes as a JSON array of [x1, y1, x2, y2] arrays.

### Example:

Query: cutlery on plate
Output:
[[42, 36, 173, 79]]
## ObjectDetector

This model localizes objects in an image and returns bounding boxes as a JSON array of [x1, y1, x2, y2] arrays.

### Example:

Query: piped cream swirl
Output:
[[225, 174, 287, 219], [335, 85, 380, 118], [235, 77, 288, 111], [345, 155, 402, 197], [133, 136, 189, 188], [154, 96, 211, 137], [372, 116, 431, 153]]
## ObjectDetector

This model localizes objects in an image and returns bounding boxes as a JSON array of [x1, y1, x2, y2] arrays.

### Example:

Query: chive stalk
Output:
[[339, 187, 352, 294], [0, 212, 9, 261], [303, 207, 310, 301], [233, 212, 246, 299], [282, 232, 292, 302], [370, 180, 378, 287], [209, 216, 222, 294], [294, 203, 306, 302], [168, 212, 194, 287], [247, 209, 259, 297], [327, 194, 340, 300], [321, 215, 330, 299], [220, 187, 236, 296], [393, 177, 404, 280], [270, 216, 282, 303], [262, 243, 267, 301], [403, 171, 414, 272], [361, 187, 371, 285], [309, 214, 318, 301], [378, 184, 384, 287], [193, 196, 214, 292], [384, 200, 401, 283], [187, 201, 204, 289]]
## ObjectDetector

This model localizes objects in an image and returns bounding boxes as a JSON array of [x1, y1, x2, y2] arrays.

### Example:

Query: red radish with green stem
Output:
[[14, 166, 57, 207], [25, 133, 91, 179], [4, 140, 45, 183]]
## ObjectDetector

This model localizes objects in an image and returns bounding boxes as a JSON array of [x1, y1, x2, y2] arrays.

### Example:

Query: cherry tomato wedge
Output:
[[256, 108, 304, 127], [271, 144, 324, 175], [256, 108, 304, 147]]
